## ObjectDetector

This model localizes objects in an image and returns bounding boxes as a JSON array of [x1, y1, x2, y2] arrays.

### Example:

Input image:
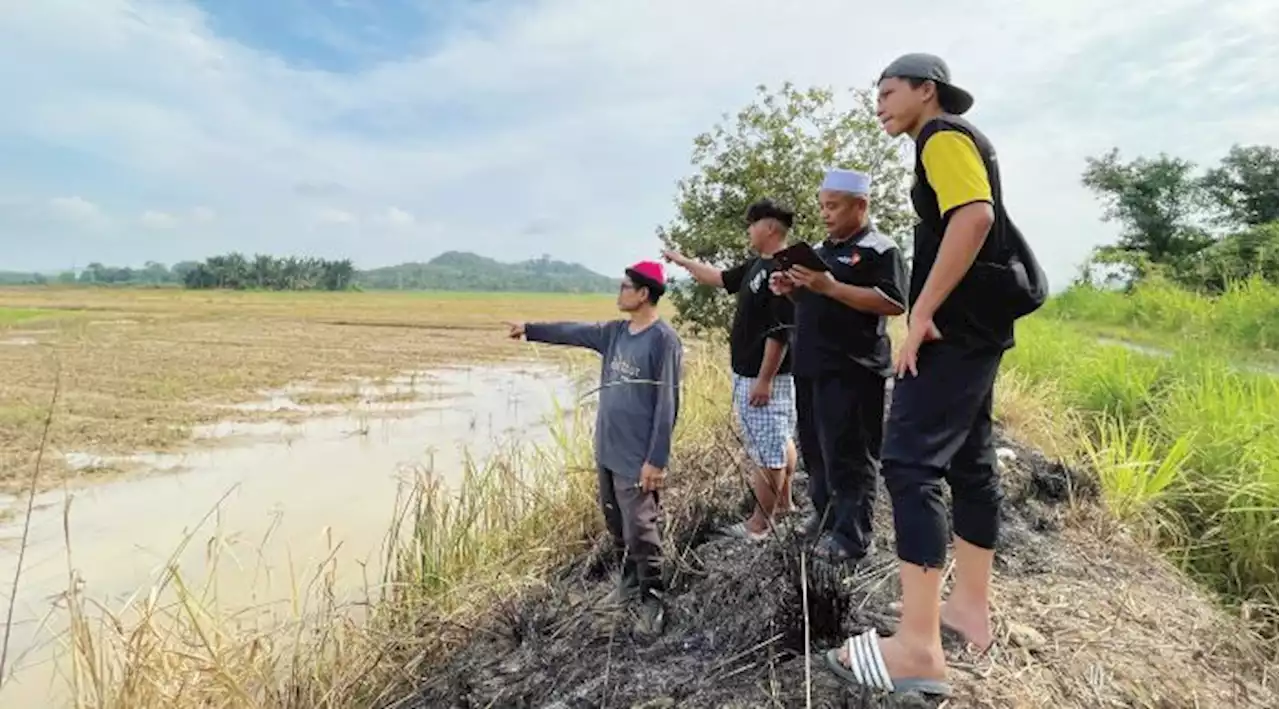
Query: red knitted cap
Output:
[[626, 260, 665, 286]]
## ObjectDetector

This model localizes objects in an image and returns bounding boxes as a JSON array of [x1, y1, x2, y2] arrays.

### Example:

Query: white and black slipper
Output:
[[823, 630, 952, 697]]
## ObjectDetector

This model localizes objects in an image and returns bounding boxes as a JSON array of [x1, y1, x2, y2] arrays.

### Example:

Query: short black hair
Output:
[[625, 268, 665, 305], [746, 199, 794, 228]]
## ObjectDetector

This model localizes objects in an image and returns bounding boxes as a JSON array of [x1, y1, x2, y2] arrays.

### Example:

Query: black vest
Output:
[[909, 115, 1047, 350]]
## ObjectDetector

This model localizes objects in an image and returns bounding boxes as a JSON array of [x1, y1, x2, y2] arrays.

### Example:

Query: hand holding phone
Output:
[[773, 242, 829, 272], [768, 270, 795, 296]]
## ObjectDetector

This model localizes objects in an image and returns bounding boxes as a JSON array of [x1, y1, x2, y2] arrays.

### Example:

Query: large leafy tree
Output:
[[1081, 148, 1212, 274], [657, 82, 913, 337], [1200, 144, 1279, 229]]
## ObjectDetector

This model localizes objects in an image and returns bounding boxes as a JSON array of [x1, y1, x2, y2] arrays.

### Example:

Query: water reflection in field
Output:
[[0, 362, 580, 708]]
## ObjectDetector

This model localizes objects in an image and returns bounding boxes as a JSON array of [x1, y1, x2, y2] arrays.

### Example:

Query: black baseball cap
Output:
[[745, 199, 795, 228], [879, 53, 974, 115]]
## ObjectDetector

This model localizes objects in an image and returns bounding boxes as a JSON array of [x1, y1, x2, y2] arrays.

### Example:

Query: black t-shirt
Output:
[[790, 226, 908, 378], [722, 256, 795, 378]]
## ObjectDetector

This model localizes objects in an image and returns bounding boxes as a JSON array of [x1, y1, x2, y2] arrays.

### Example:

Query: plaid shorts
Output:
[[732, 373, 797, 469]]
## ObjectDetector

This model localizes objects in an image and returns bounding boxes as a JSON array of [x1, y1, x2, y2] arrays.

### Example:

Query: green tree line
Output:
[[1080, 144, 1278, 292], [0, 255, 356, 291], [0, 261, 200, 286], [182, 254, 356, 291], [1, 251, 616, 293]]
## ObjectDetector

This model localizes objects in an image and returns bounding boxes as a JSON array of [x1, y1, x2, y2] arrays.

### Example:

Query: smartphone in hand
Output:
[[773, 242, 830, 273]]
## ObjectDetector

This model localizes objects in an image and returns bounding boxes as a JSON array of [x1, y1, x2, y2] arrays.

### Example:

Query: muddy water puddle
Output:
[[0, 361, 583, 707], [220, 370, 461, 416]]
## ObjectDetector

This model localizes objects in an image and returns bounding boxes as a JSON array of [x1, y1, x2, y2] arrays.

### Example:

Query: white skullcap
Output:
[[820, 168, 871, 196]]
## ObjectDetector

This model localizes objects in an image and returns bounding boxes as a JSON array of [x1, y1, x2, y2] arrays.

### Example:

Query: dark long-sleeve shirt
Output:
[[524, 319, 682, 480]]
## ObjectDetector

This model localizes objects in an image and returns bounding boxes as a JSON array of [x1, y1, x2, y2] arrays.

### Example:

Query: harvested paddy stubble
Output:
[[0, 289, 617, 492]]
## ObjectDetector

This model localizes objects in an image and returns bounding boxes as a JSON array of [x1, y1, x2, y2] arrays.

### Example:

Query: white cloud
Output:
[[191, 206, 216, 222], [315, 207, 358, 226], [48, 196, 107, 228], [0, 0, 1275, 283], [140, 210, 178, 229], [375, 207, 415, 228]]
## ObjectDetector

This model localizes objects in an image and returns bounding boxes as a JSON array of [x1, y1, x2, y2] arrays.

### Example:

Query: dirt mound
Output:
[[405, 433, 1274, 708]]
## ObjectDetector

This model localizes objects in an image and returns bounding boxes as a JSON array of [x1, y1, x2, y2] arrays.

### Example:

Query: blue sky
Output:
[[0, 0, 1276, 289]]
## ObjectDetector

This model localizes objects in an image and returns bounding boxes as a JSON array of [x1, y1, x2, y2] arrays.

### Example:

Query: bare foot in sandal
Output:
[[940, 598, 993, 653], [886, 600, 993, 654], [827, 630, 949, 696]]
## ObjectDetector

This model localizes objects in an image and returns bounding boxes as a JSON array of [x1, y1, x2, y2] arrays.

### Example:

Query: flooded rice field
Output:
[[0, 361, 582, 707]]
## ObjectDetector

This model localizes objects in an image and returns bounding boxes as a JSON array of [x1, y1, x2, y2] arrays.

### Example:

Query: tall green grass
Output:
[[1003, 315, 1279, 613], [1046, 276, 1279, 356]]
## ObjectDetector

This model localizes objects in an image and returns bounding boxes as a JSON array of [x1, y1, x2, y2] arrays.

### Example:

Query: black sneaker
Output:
[[794, 513, 822, 538], [601, 585, 638, 609], [812, 533, 872, 565], [633, 590, 666, 639], [599, 569, 640, 609]]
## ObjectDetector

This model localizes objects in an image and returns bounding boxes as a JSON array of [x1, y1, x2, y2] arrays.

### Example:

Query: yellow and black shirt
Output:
[[910, 115, 1020, 352]]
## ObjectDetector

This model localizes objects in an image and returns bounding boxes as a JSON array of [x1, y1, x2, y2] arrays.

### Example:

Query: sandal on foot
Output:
[[719, 522, 769, 542], [886, 602, 996, 656], [943, 623, 995, 657], [823, 630, 952, 697]]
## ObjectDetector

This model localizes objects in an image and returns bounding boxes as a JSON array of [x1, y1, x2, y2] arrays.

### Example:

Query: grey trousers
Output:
[[598, 467, 663, 594]]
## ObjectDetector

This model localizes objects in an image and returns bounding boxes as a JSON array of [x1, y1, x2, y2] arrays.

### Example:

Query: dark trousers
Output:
[[795, 367, 886, 558], [598, 467, 663, 594], [880, 343, 1004, 569]]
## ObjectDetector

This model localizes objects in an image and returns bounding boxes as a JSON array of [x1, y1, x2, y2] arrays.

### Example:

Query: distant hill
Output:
[[0, 270, 51, 285], [357, 252, 617, 293], [0, 252, 619, 294]]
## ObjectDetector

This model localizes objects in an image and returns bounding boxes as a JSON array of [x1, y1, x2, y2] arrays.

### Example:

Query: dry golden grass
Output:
[[0, 287, 629, 492]]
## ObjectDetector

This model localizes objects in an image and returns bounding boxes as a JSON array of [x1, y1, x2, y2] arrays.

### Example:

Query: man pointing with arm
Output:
[[664, 199, 800, 541], [505, 260, 682, 639]]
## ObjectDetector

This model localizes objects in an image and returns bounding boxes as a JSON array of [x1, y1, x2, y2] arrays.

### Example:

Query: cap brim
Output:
[[938, 84, 974, 114], [625, 268, 665, 295]]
